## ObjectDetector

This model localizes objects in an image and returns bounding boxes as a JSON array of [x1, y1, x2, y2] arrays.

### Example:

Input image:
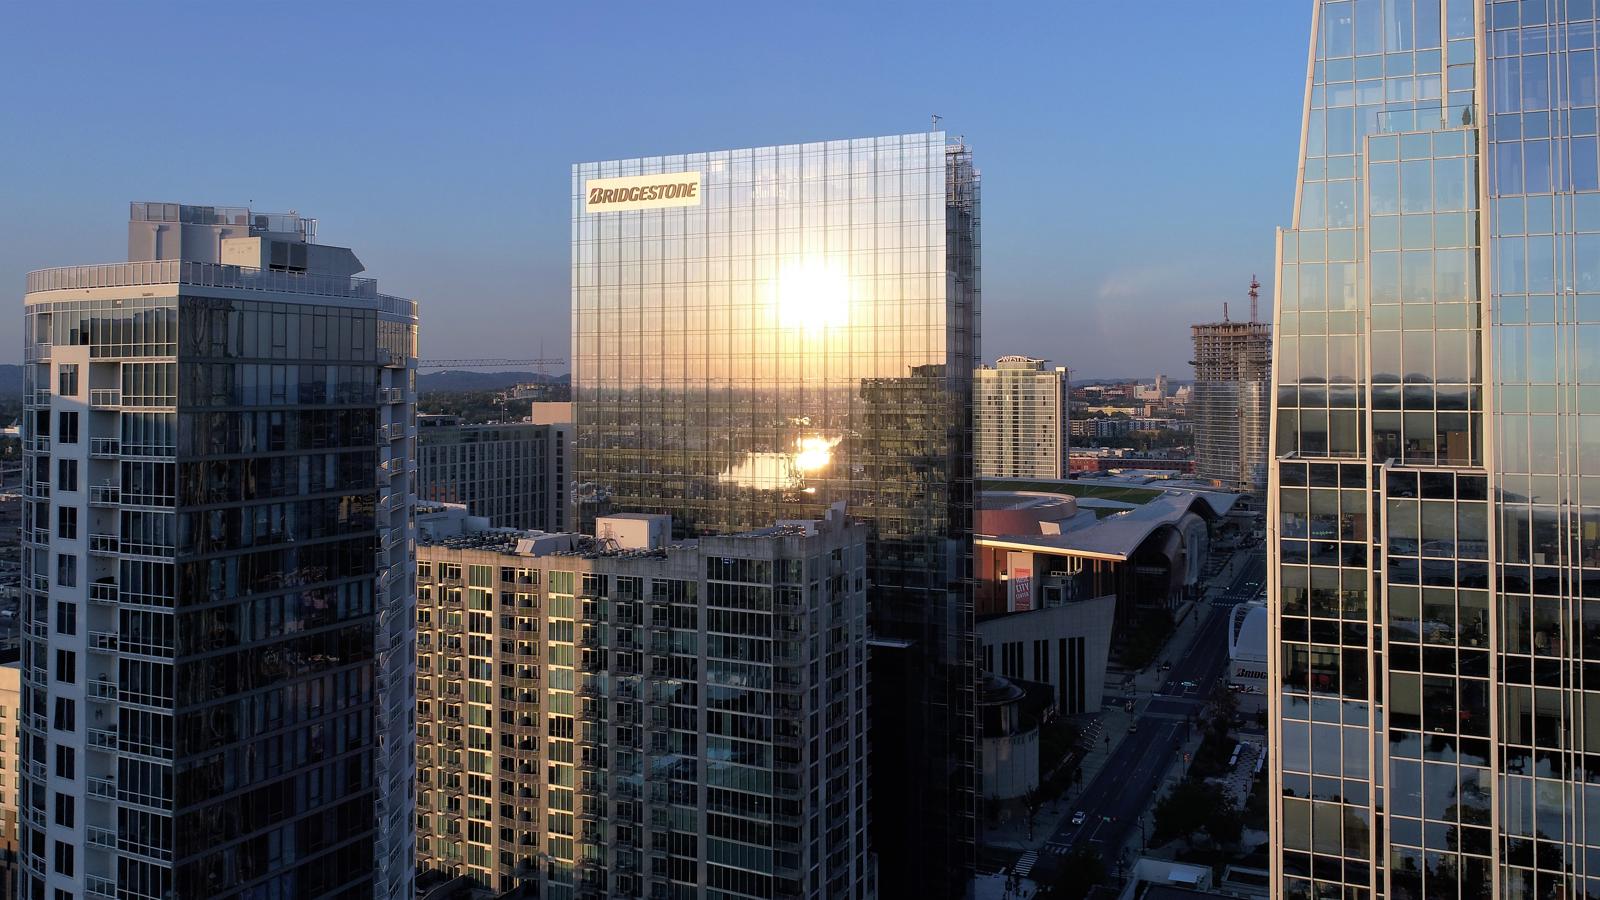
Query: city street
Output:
[[1023, 544, 1264, 885]]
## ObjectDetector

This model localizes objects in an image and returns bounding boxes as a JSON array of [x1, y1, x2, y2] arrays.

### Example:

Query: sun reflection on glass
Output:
[[776, 259, 849, 333]]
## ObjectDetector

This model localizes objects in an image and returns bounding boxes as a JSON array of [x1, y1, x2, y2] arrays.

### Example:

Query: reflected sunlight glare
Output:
[[776, 259, 849, 333]]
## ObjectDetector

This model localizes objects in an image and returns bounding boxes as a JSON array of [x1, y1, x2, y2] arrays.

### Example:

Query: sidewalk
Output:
[[982, 596, 1216, 853], [981, 545, 1254, 862]]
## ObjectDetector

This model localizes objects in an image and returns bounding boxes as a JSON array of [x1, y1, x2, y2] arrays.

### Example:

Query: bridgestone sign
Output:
[[584, 172, 702, 213]]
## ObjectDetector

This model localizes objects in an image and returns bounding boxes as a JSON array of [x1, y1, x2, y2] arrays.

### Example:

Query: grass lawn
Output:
[[978, 478, 1164, 506]]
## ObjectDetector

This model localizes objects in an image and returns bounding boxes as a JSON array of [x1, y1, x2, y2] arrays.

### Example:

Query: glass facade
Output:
[[20, 215, 418, 900], [1271, 2, 1600, 898], [572, 132, 979, 897], [416, 418, 569, 531]]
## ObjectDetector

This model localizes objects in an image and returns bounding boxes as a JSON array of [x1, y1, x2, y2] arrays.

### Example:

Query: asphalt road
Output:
[[1027, 548, 1260, 882], [1213, 547, 1267, 607]]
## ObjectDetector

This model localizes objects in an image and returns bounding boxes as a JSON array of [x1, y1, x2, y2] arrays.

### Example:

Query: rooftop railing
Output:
[[26, 259, 417, 318]]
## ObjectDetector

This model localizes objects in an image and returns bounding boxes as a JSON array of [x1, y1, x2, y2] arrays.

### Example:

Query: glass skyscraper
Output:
[[572, 132, 980, 897], [20, 203, 418, 899], [1270, 3, 1600, 898]]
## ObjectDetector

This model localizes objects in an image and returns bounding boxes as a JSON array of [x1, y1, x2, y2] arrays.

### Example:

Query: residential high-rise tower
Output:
[[20, 203, 418, 899], [413, 507, 872, 899], [572, 132, 980, 897], [974, 356, 1069, 480], [416, 415, 571, 531]]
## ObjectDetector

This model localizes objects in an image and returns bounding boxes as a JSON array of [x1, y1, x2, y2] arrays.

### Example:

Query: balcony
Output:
[[87, 825, 117, 850], [120, 537, 175, 557], [88, 389, 122, 407], [89, 437, 121, 457], [89, 582, 118, 605], [86, 876, 116, 899], [88, 677, 117, 700], [27, 436, 50, 453], [88, 776, 116, 800], [88, 533, 119, 555], [89, 485, 121, 506], [89, 631, 118, 653], [88, 727, 117, 751]]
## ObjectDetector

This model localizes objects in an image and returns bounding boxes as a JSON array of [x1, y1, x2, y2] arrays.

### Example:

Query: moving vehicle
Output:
[[1071, 811, 1087, 826]]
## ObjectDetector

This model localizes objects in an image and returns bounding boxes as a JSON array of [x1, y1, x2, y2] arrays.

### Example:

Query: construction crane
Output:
[[417, 357, 567, 371]]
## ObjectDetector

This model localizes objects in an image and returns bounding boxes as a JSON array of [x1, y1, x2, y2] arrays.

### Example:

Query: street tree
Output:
[[1151, 780, 1237, 847], [1039, 849, 1106, 900]]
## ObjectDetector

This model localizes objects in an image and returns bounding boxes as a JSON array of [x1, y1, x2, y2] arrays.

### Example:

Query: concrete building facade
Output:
[[0, 661, 18, 900], [415, 509, 873, 900], [20, 202, 418, 899], [1191, 319, 1271, 498], [417, 414, 571, 532], [974, 356, 1069, 480]]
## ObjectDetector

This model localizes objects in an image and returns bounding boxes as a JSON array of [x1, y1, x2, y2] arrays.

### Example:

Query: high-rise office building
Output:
[[413, 507, 871, 900], [20, 202, 418, 899], [974, 356, 1069, 479], [1191, 310, 1271, 497], [572, 132, 980, 896], [416, 415, 571, 531], [1263, 4, 1600, 899]]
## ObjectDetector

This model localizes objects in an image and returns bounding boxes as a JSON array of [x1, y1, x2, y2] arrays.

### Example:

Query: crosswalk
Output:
[[1013, 850, 1038, 877], [1013, 843, 1072, 877]]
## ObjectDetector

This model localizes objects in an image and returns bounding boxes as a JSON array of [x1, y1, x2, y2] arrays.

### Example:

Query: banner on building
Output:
[[1008, 551, 1033, 612]]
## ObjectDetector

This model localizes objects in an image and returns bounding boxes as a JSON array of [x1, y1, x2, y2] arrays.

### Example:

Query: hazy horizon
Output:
[[0, 2, 1309, 375]]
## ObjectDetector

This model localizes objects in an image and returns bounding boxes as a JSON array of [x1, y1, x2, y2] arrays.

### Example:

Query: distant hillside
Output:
[[0, 366, 21, 395], [418, 370, 568, 392]]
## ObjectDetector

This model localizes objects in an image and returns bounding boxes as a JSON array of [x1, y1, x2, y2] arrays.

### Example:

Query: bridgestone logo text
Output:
[[589, 182, 697, 205]]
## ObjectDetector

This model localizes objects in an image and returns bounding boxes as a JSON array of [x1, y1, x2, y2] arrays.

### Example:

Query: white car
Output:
[[1071, 811, 1087, 826]]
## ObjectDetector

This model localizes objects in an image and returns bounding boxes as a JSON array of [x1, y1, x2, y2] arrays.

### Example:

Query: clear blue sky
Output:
[[0, 2, 1311, 378]]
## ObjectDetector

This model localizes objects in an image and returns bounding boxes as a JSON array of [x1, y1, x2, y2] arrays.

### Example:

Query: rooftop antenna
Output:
[[1249, 274, 1261, 323], [930, 113, 942, 132]]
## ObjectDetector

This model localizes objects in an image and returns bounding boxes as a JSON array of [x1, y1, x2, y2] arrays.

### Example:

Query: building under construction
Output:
[[1190, 278, 1272, 499]]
